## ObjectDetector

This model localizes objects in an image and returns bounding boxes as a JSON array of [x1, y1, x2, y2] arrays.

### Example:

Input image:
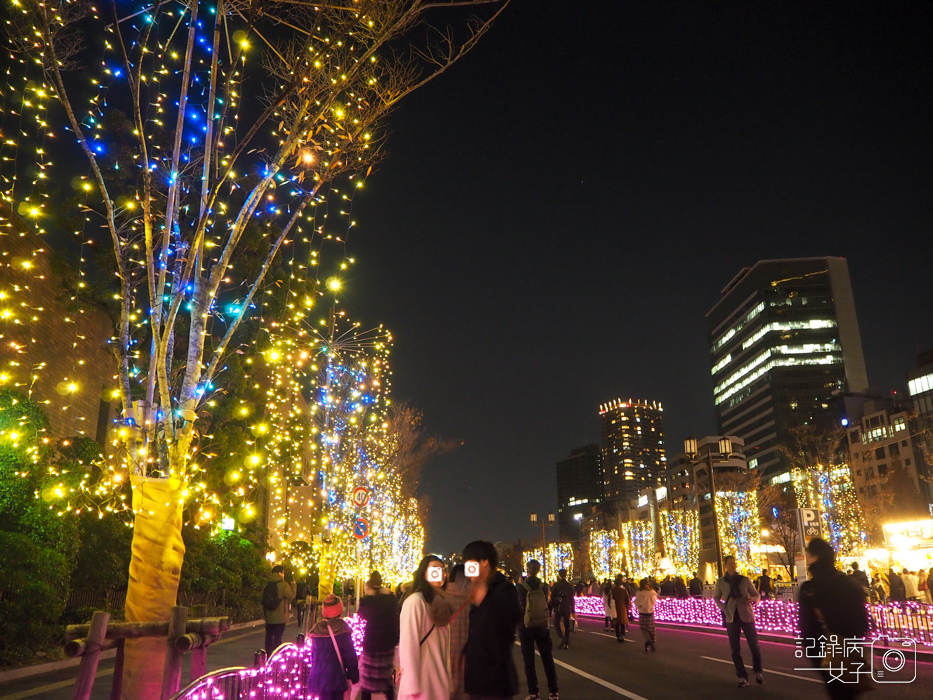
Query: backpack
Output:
[[262, 581, 282, 611], [522, 581, 549, 627]]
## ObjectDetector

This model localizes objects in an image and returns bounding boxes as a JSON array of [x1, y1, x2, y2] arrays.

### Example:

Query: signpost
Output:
[[351, 488, 372, 612], [352, 486, 370, 509], [795, 508, 822, 581]]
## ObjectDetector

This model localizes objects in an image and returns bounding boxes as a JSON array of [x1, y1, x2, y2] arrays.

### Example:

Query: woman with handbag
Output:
[[307, 594, 360, 700], [398, 555, 455, 700]]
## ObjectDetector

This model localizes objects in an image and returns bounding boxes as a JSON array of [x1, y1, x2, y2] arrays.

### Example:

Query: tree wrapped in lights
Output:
[[589, 529, 623, 581], [7, 1, 508, 695], [715, 490, 760, 574], [658, 509, 699, 576], [528, 543, 573, 583], [783, 426, 866, 558], [619, 520, 654, 580]]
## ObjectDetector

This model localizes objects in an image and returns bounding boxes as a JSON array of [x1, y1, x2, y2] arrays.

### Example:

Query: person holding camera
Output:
[[713, 555, 763, 687], [462, 540, 522, 699]]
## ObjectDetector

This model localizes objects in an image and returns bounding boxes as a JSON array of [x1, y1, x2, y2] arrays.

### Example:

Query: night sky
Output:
[[341, 1, 933, 554]]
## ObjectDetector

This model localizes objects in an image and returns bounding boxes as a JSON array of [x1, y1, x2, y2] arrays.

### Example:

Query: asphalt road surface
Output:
[[3, 617, 931, 699]]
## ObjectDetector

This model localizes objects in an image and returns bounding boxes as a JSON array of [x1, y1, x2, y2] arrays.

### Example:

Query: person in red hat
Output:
[[307, 594, 360, 700]]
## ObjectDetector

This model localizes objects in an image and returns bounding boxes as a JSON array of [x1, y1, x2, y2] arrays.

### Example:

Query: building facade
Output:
[[908, 349, 933, 422], [555, 444, 603, 543], [599, 398, 666, 507], [707, 258, 870, 482]]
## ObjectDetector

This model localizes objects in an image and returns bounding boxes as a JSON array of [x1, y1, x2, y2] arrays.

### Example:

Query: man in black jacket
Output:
[[549, 569, 575, 650], [357, 572, 399, 700], [517, 559, 559, 700], [463, 540, 523, 699]]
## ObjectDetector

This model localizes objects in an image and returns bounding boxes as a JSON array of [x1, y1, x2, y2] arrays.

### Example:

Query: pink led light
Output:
[[574, 595, 933, 647]]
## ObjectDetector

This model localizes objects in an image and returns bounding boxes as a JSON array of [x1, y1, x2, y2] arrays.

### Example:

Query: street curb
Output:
[[0, 619, 264, 685]]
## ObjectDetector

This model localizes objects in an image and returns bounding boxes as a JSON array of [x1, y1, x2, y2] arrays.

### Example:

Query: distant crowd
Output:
[[256, 540, 924, 700]]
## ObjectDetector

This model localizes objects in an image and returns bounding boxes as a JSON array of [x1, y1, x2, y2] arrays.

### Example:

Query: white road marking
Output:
[[700, 655, 822, 684], [584, 630, 636, 643], [515, 642, 649, 699]]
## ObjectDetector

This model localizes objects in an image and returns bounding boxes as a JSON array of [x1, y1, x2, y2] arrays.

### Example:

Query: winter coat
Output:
[[263, 574, 297, 625], [713, 573, 760, 624], [634, 589, 658, 614], [799, 563, 869, 663], [903, 572, 920, 599], [674, 577, 688, 599], [688, 577, 703, 598], [398, 591, 450, 700], [463, 570, 522, 697], [517, 576, 550, 627], [358, 591, 400, 653], [610, 584, 631, 620], [549, 578, 575, 615], [306, 618, 360, 696], [887, 571, 907, 602]]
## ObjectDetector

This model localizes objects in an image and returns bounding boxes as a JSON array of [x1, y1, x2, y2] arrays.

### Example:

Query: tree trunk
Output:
[[121, 475, 186, 700]]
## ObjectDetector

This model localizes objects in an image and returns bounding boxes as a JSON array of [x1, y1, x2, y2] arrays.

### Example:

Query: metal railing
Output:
[[574, 595, 933, 647]]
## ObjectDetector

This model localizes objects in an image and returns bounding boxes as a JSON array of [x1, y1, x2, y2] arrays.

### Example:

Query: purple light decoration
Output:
[[574, 596, 933, 648]]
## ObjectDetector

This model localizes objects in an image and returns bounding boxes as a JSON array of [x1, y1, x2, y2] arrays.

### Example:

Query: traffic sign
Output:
[[352, 486, 370, 508], [353, 517, 370, 540]]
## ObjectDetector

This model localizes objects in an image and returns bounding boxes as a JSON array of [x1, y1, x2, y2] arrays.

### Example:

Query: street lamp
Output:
[[684, 437, 734, 579], [530, 511, 556, 580]]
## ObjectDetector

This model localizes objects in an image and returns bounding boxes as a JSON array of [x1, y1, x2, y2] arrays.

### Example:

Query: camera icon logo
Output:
[[464, 561, 481, 578], [871, 638, 916, 683], [426, 566, 445, 583]]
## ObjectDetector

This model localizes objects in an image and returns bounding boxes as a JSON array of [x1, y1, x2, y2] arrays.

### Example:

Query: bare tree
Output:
[[13, 1, 508, 696]]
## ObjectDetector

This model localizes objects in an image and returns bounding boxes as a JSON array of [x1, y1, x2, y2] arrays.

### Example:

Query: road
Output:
[[3, 617, 931, 699]]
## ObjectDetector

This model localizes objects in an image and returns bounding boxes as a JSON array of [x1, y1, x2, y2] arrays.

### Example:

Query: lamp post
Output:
[[684, 436, 733, 580], [530, 512, 556, 578]]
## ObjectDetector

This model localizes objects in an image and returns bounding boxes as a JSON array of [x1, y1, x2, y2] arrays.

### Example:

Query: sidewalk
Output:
[[0, 620, 274, 700]]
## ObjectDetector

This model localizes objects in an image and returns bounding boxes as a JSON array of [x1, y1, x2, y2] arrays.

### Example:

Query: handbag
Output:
[[326, 621, 352, 700]]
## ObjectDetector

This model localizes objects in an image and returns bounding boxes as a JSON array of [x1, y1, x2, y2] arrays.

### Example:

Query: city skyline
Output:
[[352, 3, 933, 554]]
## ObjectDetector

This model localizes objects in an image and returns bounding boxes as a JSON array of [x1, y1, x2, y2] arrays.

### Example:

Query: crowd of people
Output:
[[258, 537, 921, 700]]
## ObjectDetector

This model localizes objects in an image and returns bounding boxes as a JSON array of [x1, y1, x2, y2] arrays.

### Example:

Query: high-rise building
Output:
[[555, 444, 603, 542], [707, 258, 869, 482], [907, 349, 933, 422], [599, 399, 666, 506]]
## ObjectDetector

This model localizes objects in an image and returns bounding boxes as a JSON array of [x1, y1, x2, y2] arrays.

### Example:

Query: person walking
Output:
[[798, 538, 870, 699], [713, 555, 763, 687], [262, 564, 297, 653], [688, 572, 703, 599], [358, 572, 400, 700], [462, 540, 523, 699], [601, 580, 615, 631], [886, 568, 906, 604], [755, 569, 774, 601], [399, 556, 454, 700], [849, 562, 870, 603], [306, 594, 360, 700], [870, 573, 886, 604], [610, 575, 631, 642], [517, 559, 559, 700], [634, 579, 658, 652], [902, 569, 920, 601], [549, 569, 575, 650]]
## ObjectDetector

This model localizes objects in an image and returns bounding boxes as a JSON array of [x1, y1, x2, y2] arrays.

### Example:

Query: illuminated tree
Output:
[[7, 1, 509, 695]]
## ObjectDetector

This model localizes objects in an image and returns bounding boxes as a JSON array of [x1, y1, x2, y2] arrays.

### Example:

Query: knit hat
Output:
[[322, 594, 344, 619]]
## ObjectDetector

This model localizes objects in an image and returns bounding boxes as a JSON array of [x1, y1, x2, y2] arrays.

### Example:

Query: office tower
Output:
[[908, 349, 933, 422], [555, 444, 603, 542], [707, 258, 869, 482], [599, 399, 666, 505]]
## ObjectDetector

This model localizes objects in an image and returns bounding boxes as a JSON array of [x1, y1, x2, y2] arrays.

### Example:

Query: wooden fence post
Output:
[[160, 606, 188, 700], [109, 639, 125, 700], [72, 610, 110, 700]]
